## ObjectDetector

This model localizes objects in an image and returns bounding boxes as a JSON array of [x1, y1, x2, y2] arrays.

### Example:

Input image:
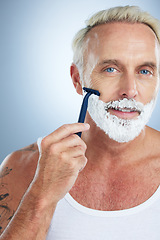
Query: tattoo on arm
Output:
[[0, 167, 12, 179], [18, 143, 37, 152], [0, 167, 14, 234]]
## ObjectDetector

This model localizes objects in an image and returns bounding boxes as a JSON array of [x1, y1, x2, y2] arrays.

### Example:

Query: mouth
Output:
[[104, 98, 143, 120], [107, 107, 141, 120], [109, 106, 141, 113]]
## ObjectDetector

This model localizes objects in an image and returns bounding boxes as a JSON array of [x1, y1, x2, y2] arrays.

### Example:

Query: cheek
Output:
[[92, 82, 117, 102], [90, 75, 119, 101], [154, 78, 160, 95], [137, 79, 159, 103]]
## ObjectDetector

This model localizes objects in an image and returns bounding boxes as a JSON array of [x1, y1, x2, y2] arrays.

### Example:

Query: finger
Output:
[[52, 123, 90, 141], [42, 123, 90, 147], [61, 153, 87, 173], [60, 145, 86, 159], [49, 134, 87, 154], [61, 146, 87, 172], [75, 155, 88, 172]]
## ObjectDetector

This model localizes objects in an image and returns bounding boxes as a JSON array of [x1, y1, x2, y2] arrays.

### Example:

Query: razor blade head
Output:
[[83, 87, 100, 96]]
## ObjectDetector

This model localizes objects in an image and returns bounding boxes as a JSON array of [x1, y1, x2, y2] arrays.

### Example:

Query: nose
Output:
[[118, 73, 138, 99]]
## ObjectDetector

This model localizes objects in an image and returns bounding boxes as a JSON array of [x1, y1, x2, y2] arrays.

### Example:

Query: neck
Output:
[[82, 113, 147, 168]]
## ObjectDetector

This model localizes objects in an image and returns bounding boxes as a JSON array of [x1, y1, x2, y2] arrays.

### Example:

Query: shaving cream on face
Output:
[[82, 34, 99, 87], [87, 95, 156, 143]]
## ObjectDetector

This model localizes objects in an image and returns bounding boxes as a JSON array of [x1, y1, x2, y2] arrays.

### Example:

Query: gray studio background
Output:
[[0, 0, 160, 163]]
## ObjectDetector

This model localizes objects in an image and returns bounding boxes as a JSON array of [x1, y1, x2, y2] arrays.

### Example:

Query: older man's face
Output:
[[83, 22, 160, 120]]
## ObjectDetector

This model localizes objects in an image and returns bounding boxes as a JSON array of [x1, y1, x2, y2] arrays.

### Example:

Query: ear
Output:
[[70, 64, 83, 95]]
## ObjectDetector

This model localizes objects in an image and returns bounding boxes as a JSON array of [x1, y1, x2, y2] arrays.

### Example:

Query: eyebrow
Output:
[[97, 59, 120, 67], [138, 62, 157, 70], [97, 59, 157, 70]]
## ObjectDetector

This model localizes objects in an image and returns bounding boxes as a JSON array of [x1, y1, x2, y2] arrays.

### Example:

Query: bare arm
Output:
[[0, 183, 57, 240], [0, 123, 90, 239], [0, 167, 15, 235]]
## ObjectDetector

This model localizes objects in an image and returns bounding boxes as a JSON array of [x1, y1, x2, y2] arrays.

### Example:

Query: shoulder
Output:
[[146, 126, 160, 156], [0, 142, 39, 234], [146, 126, 160, 142], [0, 142, 39, 192]]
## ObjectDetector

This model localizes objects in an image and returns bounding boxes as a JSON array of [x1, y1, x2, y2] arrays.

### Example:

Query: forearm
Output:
[[0, 123, 88, 239], [0, 183, 57, 240]]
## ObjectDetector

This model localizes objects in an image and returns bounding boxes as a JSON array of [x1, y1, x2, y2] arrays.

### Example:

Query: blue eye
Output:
[[140, 69, 150, 75], [105, 67, 115, 73]]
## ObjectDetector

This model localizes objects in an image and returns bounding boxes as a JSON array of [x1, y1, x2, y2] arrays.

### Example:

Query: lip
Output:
[[108, 108, 139, 120]]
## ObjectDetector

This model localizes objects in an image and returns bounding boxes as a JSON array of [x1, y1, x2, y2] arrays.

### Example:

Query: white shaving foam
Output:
[[82, 33, 100, 86], [87, 95, 155, 143]]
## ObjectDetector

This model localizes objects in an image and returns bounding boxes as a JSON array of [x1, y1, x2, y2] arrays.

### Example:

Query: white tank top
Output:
[[37, 138, 160, 240]]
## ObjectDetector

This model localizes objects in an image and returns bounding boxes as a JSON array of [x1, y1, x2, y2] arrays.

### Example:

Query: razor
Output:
[[77, 87, 100, 137]]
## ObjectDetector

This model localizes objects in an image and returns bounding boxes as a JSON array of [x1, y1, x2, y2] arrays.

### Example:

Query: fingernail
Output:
[[84, 123, 90, 129]]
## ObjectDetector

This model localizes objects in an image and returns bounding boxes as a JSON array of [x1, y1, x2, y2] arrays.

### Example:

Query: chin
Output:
[[87, 94, 155, 143]]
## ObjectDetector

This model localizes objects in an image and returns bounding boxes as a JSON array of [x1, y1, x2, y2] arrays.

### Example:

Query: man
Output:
[[0, 5, 160, 239]]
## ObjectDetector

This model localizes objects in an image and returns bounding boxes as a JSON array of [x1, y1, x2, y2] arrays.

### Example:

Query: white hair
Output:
[[72, 5, 160, 77]]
